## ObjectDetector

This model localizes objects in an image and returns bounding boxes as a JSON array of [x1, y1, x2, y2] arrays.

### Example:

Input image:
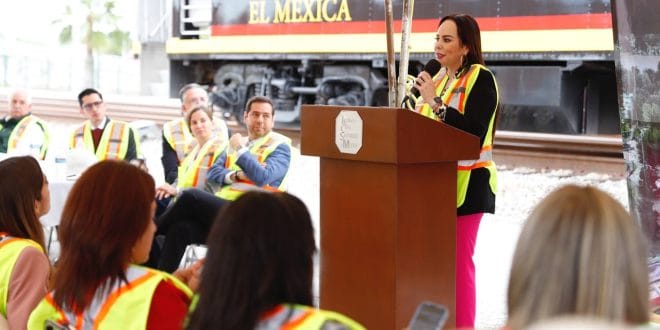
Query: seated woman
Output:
[[0, 156, 51, 329], [506, 185, 650, 329], [187, 191, 364, 329], [155, 105, 227, 201], [28, 160, 193, 329], [150, 106, 227, 269]]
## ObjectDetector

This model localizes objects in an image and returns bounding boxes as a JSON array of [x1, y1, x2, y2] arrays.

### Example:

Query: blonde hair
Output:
[[507, 185, 649, 329]]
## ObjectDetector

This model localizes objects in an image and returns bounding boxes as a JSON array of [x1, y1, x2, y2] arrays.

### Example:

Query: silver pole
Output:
[[384, 0, 397, 107], [397, 0, 415, 108]]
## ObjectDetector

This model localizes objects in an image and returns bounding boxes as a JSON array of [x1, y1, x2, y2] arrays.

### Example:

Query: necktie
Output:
[[92, 128, 103, 150]]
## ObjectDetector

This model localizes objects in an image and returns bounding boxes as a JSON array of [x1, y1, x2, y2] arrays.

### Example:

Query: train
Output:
[[166, 0, 620, 134]]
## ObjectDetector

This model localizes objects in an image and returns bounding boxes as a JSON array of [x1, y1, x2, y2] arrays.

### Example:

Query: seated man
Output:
[[153, 96, 292, 272], [161, 83, 229, 185], [0, 89, 50, 159], [70, 88, 141, 161]]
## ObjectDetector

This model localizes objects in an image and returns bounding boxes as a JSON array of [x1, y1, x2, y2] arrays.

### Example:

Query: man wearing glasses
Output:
[[70, 88, 141, 161]]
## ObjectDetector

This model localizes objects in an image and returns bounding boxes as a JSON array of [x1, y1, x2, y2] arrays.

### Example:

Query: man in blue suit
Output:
[[151, 96, 292, 272]]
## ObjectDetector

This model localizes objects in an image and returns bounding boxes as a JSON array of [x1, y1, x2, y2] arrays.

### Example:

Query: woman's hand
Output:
[[155, 183, 177, 200], [415, 71, 437, 105], [173, 259, 205, 292]]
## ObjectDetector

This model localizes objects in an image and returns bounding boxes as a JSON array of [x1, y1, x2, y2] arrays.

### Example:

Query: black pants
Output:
[[151, 189, 228, 273]]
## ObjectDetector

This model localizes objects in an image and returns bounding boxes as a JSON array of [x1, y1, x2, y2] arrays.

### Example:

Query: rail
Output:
[[0, 93, 623, 162], [495, 131, 623, 158]]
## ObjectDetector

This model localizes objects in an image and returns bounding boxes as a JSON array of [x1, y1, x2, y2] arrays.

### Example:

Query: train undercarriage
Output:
[[170, 55, 620, 134]]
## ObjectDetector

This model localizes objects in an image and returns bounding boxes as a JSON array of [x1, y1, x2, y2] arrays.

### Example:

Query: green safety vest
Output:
[[414, 64, 499, 208], [28, 265, 192, 330], [178, 136, 227, 190], [215, 131, 291, 201], [3, 115, 50, 160], [70, 120, 140, 161], [0, 234, 44, 318]]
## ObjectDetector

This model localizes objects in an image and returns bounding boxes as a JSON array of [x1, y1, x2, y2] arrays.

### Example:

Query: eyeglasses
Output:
[[82, 100, 103, 111]]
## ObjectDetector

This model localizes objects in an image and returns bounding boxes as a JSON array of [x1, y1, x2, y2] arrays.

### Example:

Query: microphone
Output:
[[410, 59, 441, 98]]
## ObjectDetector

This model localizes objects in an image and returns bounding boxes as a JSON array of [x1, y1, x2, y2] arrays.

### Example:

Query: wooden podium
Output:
[[300, 105, 479, 329]]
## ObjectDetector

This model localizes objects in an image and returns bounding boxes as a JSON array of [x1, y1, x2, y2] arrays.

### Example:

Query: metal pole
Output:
[[384, 0, 397, 107], [397, 0, 415, 108]]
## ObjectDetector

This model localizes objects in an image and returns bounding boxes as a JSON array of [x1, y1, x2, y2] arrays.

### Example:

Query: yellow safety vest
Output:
[[28, 265, 193, 330], [4, 115, 50, 160], [258, 304, 365, 329], [163, 118, 194, 163], [70, 120, 137, 161], [177, 137, 227, 190], [0, 234, 44, 318], [215, 131, 291, 201], [164, 118, 230, 163], [414, 64, 499, 208]]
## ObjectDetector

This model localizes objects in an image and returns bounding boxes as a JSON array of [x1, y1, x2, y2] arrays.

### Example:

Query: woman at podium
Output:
[[408, 14, 500, 328]]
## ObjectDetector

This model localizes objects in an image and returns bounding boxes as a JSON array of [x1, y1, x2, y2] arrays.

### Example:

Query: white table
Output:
[[40, 179, 75, 227]]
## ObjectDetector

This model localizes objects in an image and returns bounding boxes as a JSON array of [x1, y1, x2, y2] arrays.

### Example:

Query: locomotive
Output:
[[167, 0, 619, 134]]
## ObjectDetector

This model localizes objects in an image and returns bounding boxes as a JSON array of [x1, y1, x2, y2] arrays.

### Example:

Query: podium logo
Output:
[[335, 110, 362, 154]]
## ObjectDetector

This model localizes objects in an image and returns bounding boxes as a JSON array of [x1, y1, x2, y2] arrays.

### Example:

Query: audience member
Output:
[[156, 106, 227, 200], [28, 160, 192, 329], [506, 185, 650, 329], [161, 83, 228, 185], [0, 156, 51, 329], [187, 191, 364, 329], [0, 89, 50, 159], [154, 95, 292, 272], [70, 88, 141, 161]]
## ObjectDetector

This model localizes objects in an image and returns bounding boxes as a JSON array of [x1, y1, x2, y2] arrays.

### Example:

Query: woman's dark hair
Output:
[[0, 156, 46, 249], [440, 14, 484, 67], [187, 191, 316, 330], [53, 160, 155, 312]]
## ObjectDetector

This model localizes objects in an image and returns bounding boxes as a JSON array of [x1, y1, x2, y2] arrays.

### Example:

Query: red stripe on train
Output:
[[211, 13, 612, 36]]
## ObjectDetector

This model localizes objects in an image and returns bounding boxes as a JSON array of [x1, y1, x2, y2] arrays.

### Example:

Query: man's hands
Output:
[[229, 133, 248, 151]]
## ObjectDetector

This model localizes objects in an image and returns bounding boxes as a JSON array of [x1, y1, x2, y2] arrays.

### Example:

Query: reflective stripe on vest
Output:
[[178, 137, 227, 190], [457, 145, 493, 170], [7, 115, 50, 160], [454, 65, 499, 208], [257, 304, 366, 329], [70, 121, 131, 160], [0, 234, 43, 317], [163, 119, 194, 162], [413, 66, 480, 119], [216, 131, 291, 201], [29, 265, 193, 330]]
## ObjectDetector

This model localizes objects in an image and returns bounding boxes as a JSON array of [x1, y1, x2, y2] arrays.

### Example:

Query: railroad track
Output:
[[0, 93, 624, 174]]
